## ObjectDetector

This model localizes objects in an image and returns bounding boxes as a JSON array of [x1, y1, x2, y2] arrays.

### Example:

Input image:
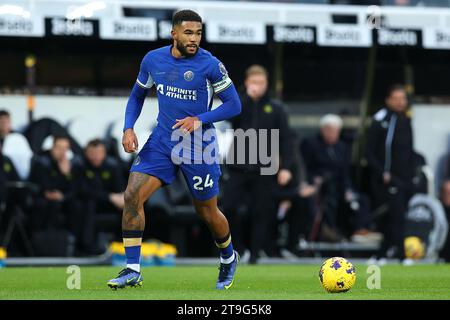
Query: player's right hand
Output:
[[122, 128, 138, 153]]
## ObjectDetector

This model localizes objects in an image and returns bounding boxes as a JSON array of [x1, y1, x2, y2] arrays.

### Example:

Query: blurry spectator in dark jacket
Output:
[[439, 180, 450, 261], [0, 153, 5, 209], [0, 145, 19, 210], [222, 64, 293, 263], [411, 152, 428, 194], [0, 110, 11, 146], [29, 135, 86, 253], [0, 142, 20, 240], [301, 114, 382, 243], [273, 130, 319, 255], [82, 139, 125, 212], [366, 84, 415, 259], [0, 110, 33, 180], [81, 139, 126, 246]]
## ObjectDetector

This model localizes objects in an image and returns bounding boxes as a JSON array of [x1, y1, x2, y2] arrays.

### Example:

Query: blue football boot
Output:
[[107, 268, 143, 290], [216, 251, 239, 290]]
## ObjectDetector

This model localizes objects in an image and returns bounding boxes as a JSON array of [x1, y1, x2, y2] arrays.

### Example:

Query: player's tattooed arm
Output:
[[122, 172, 149, 230]]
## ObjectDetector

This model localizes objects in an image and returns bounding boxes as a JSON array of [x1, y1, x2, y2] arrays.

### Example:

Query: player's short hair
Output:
[[86, 138, 105, 149], [172, 9, 202, 27], [386, 84, 406, 98], [245, 65, 268, 80], [0, 109, 10, 118]]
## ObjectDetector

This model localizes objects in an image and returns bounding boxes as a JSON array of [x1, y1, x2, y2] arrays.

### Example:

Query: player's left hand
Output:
[[172, 116, 202, 134]]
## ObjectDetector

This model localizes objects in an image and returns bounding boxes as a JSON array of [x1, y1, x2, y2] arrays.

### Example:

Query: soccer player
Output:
[[107, 10, 242, 290]]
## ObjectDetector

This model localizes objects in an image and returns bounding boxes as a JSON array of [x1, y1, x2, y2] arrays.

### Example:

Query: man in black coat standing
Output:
[[366, 84, 416, 260], [222, 65, 293, 264]]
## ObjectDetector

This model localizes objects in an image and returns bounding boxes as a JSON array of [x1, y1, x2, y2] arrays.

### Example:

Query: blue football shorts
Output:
[[130, 129, 221, 201]]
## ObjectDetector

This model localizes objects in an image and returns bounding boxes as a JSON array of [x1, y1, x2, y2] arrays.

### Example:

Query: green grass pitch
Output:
[[0, 264, 449, 300]]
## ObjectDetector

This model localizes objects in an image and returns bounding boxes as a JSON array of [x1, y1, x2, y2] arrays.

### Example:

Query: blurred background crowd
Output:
[[230, 0, 450, 6], [1, 0, 450, 264]]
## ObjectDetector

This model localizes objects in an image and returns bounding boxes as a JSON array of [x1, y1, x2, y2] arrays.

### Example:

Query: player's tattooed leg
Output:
[[122, 172, 162, 231]]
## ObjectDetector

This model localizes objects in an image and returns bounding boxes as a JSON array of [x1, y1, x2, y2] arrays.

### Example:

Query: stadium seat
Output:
[[23, 118, 83, 155], [66, 116, 107, 148], [2, 133, 33, 180]]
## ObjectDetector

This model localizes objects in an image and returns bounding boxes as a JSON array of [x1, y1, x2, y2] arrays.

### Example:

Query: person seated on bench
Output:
[[0, 140, 20, 214], [81, 139, 126, 246], [29, 135, 86, 255], [300, 114, 382, 243]]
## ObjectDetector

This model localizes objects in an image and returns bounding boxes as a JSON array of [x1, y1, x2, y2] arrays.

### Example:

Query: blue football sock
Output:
[[123, 230, 143, 272], [215, 233, 235, 264]]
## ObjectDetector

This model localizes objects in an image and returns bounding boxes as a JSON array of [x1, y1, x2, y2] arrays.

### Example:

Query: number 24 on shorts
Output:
[[192, 174, 214, 190]]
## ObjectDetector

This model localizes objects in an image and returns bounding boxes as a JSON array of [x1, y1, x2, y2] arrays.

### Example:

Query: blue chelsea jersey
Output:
[[136, 45, 233, 134]]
